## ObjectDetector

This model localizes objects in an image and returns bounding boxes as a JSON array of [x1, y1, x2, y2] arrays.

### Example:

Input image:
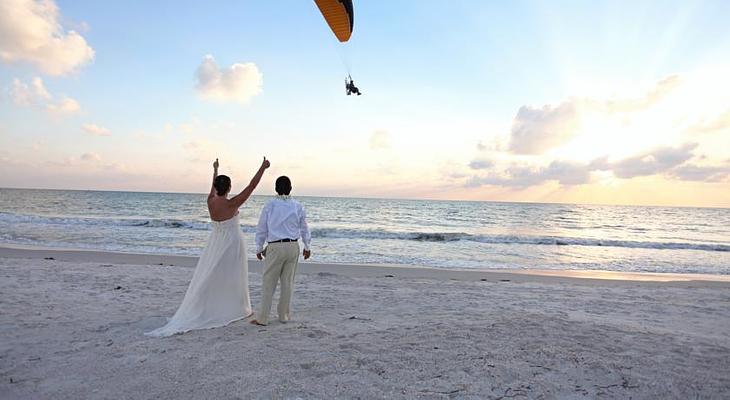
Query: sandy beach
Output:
[[1, 246, 729, 399]]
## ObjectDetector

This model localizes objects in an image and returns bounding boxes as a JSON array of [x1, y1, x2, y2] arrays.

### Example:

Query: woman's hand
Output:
[[213, 158, 219, 170], [261, 157, 270, 170]]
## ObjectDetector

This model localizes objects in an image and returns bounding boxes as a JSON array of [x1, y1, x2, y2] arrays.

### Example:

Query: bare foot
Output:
[[250, 319, 266, 326]]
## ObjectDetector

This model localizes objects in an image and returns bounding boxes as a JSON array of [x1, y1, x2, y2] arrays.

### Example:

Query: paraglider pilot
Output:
[[346, 76, 361, 96]]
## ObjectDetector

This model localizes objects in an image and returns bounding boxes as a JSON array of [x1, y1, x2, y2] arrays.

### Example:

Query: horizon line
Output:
[[1, 186, 727, 210]]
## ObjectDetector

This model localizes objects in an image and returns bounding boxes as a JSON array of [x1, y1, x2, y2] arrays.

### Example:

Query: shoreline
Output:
[[2, 243, 729, 286]]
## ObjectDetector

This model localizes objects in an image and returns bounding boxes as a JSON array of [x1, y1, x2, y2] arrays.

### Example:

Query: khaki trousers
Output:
[[256, 241, 300, 324]]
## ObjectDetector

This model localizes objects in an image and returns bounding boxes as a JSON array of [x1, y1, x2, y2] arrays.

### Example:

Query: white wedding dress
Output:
[[146, 213, 252, 337]]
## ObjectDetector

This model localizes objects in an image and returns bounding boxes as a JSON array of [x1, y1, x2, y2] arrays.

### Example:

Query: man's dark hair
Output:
[[213, 175, 231, 196], [275, 176, 292, 195]]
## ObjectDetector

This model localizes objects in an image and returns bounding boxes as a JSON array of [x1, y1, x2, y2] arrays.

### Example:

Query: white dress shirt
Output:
[[255, 196, 311, 253]]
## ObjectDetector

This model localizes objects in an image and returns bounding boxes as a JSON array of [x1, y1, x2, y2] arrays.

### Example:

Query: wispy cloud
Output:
[[82, 123, 111, 136], [0, 0, 94, 75], [688, 108, 730, 134], [465, 142, 719, 189], [80, 152, 101, 162], [10, 77, 80, 115], [369, 130, 390, 150], [10, 77, 50, 105], [669, 164, 730, 182], [468, 159, 494, 170], [46, 96, 80, 115], [467, 160, 592, 188], [594, 143, 698, 179]]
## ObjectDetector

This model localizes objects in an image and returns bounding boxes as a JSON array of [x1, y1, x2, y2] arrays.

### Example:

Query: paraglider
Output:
[[345, 75, 361, 96], [314, 0, 363, 95], [314, 0, 354, 42]]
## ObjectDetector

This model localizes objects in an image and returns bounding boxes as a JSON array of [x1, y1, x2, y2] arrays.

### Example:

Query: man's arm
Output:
[[230, 157, 270, 209], [299, 204, 312, 260], [255, 202, 270, 259], [208, 158, 219, 201]]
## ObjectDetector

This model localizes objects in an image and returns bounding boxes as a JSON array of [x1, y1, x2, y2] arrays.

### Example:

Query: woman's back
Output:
[[208, 196, 237, 222], [207, 157, 270, 221]]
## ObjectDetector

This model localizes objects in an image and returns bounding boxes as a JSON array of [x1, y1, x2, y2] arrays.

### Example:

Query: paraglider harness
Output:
[[345, 75, 362, 96]]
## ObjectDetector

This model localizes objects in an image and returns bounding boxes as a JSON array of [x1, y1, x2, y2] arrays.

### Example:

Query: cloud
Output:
[[541, 160, 592, 185], [10, 77, 50, 105], [668, 164, 730, 182], [82, 123, 111, 136], [80, 152, 101, 162], [602, 143, 697, 179], [195, 55, 262, 103], [10, 76, 80, 115], [465, 142, 702, 189], [468, 159, 494, 170], [688, 108, 730, 134], [46, 96, 80, 115], [467, 160, 592, 188], [603, 75, 681, 113], [0, 0, 95, 75], [591, 143, 716, 181], [508, 101, 582, 154], [369, 130, 390, 150], [506, 75, 683, 155]]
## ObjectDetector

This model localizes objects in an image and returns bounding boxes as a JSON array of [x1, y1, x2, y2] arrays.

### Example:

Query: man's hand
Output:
[[303, 249, 311, 260], [261, 157, 270, 170], [256, 252, 264, 260], [213, 158, 219, 170]]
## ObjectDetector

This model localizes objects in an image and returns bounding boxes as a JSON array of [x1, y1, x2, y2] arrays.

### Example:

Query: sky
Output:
[[1, 0, 729, 207]]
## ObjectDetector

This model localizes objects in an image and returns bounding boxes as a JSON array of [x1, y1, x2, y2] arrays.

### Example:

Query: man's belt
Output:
[[268, 238, 298, 243]]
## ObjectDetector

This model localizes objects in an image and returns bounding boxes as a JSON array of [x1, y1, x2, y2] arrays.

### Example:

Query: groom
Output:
[[251, 176, 311, 326]]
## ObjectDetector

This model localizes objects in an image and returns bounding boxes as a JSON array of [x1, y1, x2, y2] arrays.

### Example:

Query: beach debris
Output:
[[385, 274, 395, 278], [419, 386, 466, 395], [347, 315, 371, 321], [44, 257, 55, 260]]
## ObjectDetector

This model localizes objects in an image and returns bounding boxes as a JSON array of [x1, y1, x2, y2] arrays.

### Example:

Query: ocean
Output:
[[1, 188, 728, 274]]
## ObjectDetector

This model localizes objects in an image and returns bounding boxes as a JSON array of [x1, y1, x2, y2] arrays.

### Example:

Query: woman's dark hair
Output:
[[275, 176, 292, 195], [213, 175, 231, 196]]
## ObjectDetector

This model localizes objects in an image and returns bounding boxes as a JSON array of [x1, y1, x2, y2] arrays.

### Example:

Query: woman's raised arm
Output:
[[230, 157, 270, 209], [208, 158, 219, 201]]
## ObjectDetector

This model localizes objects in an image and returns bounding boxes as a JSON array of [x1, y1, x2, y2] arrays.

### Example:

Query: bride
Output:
[[146, 157, 270, 337]]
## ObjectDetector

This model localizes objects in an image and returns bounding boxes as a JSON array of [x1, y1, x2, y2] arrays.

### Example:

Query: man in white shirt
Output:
[[251, 176, 311, 326]]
